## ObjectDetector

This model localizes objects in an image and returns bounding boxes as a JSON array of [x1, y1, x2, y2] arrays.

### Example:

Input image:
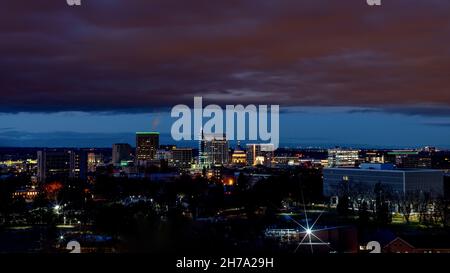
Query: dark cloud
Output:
[[1, 0, 450, 114]]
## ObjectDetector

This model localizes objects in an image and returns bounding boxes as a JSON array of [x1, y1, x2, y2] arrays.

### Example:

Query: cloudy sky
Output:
[[0, 0, 449, 148]]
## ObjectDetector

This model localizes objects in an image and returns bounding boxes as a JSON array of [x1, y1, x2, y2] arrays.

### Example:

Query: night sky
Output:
[[0, 0, 449, 148]]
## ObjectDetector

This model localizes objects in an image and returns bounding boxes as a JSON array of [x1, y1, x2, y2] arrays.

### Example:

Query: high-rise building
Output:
[[136, 132, 159, 164], [37, 149, 87, 182], [70, 150, 88, 180], [112, 143, 132, 166], [199, 133, 229, 167], [246, 144, 274, 166], [327, 148, 360, 167]]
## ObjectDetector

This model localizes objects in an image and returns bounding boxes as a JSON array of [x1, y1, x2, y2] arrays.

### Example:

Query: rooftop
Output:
[[324, 167, 443, 173], [136, 132, 159, 135]]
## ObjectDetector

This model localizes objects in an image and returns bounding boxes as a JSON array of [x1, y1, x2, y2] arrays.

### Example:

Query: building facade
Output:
[[171, 148, 193, 169], [112, 143, 132, 166], [231, 149, 247, 165], [87, 152, 104, 172], [136, 132, 159, 165], [37, 149, 87, 182], [199, 133, 229, 167], [246, 144, 274, 166], [323, 164, 444, 197], [327, 148, 360, 167]]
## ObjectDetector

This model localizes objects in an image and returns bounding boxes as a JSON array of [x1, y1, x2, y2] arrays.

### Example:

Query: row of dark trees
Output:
[[336, 180, 450, 227]]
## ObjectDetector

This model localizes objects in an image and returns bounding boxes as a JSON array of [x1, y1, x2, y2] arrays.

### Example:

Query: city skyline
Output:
[[2, 0, 450, 263], [0, 107, 449, 148]]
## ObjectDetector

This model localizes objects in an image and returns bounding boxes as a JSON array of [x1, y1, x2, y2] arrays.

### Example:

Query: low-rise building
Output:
[[323, 163, 444, 197]]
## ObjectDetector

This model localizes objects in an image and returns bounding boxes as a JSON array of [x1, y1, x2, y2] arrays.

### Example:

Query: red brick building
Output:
[[384, 237, 450, 253]]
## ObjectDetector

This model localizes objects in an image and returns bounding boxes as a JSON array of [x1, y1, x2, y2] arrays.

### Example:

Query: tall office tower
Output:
[[198, 129, 207, 167], [246, 144, 274, 166], [112, 143, 132, 166], [327, 148, 360, 167], [200, 133, 229, 168], [70, 150, 87, 180], [171, 148, 193, 169], [136, 132, 159, 164], [37, 149, 87, 182]]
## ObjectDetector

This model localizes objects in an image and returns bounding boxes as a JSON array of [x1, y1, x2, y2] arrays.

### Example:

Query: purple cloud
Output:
[[0, 0, 449, 114]]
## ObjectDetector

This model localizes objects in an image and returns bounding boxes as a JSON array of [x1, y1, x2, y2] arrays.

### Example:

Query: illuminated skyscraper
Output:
[[200, 132, 229, 168], [136, 132, 159, 165]]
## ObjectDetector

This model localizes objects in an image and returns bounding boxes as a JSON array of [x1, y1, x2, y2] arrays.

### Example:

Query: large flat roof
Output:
[[324, 167, 443, 173], [136, 132, 159, 135]]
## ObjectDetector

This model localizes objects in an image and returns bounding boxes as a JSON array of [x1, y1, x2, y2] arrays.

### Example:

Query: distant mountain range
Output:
[[0, 130, 448, 150]]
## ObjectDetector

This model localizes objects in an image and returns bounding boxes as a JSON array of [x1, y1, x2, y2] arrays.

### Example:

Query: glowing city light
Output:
[[281, 193, 336, 254]]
